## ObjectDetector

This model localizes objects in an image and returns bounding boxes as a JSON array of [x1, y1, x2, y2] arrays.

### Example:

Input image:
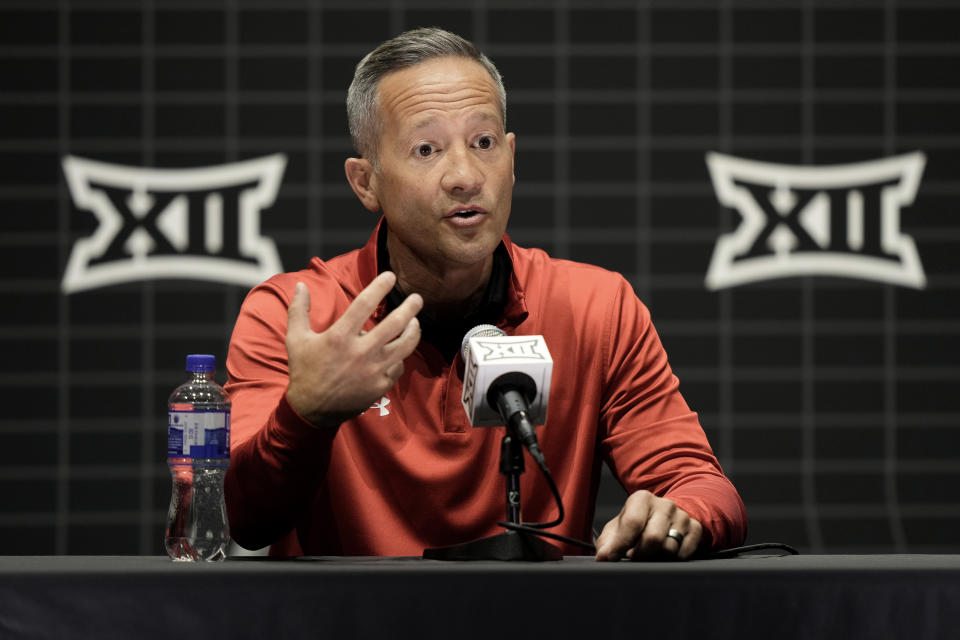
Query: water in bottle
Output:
[[165, 354, 231, 562]]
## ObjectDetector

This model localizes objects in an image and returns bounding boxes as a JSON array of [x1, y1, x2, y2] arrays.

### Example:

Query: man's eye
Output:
[[417, 144, 434, 157], [476, 136, 493, 150]]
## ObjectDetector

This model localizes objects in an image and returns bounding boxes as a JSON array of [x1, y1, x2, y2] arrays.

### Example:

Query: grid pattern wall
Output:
[[1, 0, 958, 555]]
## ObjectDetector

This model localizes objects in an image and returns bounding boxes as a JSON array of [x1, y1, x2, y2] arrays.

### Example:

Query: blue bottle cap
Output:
[[185, 354, 216, 373]]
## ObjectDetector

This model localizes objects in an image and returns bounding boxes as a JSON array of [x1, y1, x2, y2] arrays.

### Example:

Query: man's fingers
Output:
[[383, 314, 422, 358], [636, 509, 672, 555], [335, 271, 398, 334], [593, 519, 620, 561], [658, 510, 691, 556], [595, 492, 654, 561], [596, 517, 640, 561], [375, 318, 419, 395], [286, 282, 312, 338], [385, 360, 405, 382], [676, 519, 703, 560], [282, 274, 424, 426], [595, 491, 705, 562], [661, 528, 682, 555], [371, 292, 423, 344]]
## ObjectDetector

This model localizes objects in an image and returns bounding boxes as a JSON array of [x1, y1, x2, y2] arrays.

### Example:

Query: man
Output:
[[225, 28, 747, 560]]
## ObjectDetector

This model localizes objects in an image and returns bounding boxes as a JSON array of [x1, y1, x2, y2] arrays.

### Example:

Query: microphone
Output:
[[460, 324, 553, 461]]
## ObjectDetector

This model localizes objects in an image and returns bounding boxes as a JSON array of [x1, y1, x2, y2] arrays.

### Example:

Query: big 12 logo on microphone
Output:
[[461, 334, 553, 428], [61, 154, 286, 293]]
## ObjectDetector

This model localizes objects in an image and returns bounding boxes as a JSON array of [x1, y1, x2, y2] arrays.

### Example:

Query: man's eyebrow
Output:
[[409, 116, 439, 133], [468, 111, 502, 127], [407, 111, 502, 135]]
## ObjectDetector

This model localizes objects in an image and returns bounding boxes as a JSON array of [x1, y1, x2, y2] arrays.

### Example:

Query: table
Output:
[[1, 555, 958, 639]]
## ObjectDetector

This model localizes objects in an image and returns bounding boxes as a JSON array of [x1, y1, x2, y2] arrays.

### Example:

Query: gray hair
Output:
[[346, 27, 507, 167]]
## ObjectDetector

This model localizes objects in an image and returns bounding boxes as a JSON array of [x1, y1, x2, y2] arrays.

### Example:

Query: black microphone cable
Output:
[[497, 425, 800, 558], [495, 412, 597, 551]]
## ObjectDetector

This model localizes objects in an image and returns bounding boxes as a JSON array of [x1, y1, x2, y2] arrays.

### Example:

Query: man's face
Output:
[[366, 56, 515, 274]]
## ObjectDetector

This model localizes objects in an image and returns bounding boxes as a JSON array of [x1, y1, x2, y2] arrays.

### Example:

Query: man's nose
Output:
[[440, 146, 484, 196]]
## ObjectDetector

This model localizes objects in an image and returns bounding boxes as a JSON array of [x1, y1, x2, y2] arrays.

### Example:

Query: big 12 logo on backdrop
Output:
[[61, 154, 286, 293], [704, 152, 926, 290]]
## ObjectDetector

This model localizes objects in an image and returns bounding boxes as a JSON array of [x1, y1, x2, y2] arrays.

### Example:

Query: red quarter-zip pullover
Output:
[[224, 220, 747, 556]]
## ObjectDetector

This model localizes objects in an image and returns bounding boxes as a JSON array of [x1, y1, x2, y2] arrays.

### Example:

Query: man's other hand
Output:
[[285, 272, 422, 428], [595, 490, 703, 561]]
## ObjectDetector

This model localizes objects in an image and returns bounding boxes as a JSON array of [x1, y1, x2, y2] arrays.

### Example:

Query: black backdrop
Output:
[[1, 0, 958, 555]]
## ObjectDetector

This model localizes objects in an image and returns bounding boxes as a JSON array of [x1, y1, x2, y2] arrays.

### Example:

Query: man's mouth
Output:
[[446, 207, 487, 219]]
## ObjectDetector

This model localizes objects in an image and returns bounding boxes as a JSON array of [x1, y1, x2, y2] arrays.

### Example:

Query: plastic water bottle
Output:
[[165, 354, 231, 562]]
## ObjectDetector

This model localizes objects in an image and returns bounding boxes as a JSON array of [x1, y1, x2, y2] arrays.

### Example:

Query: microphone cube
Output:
[[461, 334, 553, 427]]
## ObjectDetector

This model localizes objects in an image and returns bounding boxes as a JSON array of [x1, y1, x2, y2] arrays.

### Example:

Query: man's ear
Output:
[[507, 132, 516, 185], [344, 157, 381, 212]]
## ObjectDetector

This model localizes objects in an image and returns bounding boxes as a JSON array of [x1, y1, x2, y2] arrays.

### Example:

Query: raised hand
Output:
[[284, 272, 423, 429]]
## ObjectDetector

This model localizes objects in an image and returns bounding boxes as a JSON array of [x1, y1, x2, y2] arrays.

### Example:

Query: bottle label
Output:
[[168, 410, 230, 459]]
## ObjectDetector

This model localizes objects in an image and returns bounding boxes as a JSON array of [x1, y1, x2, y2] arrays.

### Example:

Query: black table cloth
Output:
[[1, 555, 957, 639]]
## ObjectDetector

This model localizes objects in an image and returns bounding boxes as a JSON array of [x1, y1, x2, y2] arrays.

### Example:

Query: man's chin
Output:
[[441, 234, 501, 266]]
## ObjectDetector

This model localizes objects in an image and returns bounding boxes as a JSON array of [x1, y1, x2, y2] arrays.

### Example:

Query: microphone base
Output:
[[422, 529, 563, 562]]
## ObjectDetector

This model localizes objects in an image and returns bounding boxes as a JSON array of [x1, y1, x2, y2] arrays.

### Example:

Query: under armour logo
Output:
[[370, 396, 390, 417], [61, 154, 286, 293], [475, 339, 546, 361], [705, 152, 926, 290]]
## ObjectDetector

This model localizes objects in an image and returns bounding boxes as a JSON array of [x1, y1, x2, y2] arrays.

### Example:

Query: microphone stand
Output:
[[422, 429, 562, 561]]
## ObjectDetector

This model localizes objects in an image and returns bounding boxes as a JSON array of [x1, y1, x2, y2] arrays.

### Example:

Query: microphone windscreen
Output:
[[460, 323, 505, 362]]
